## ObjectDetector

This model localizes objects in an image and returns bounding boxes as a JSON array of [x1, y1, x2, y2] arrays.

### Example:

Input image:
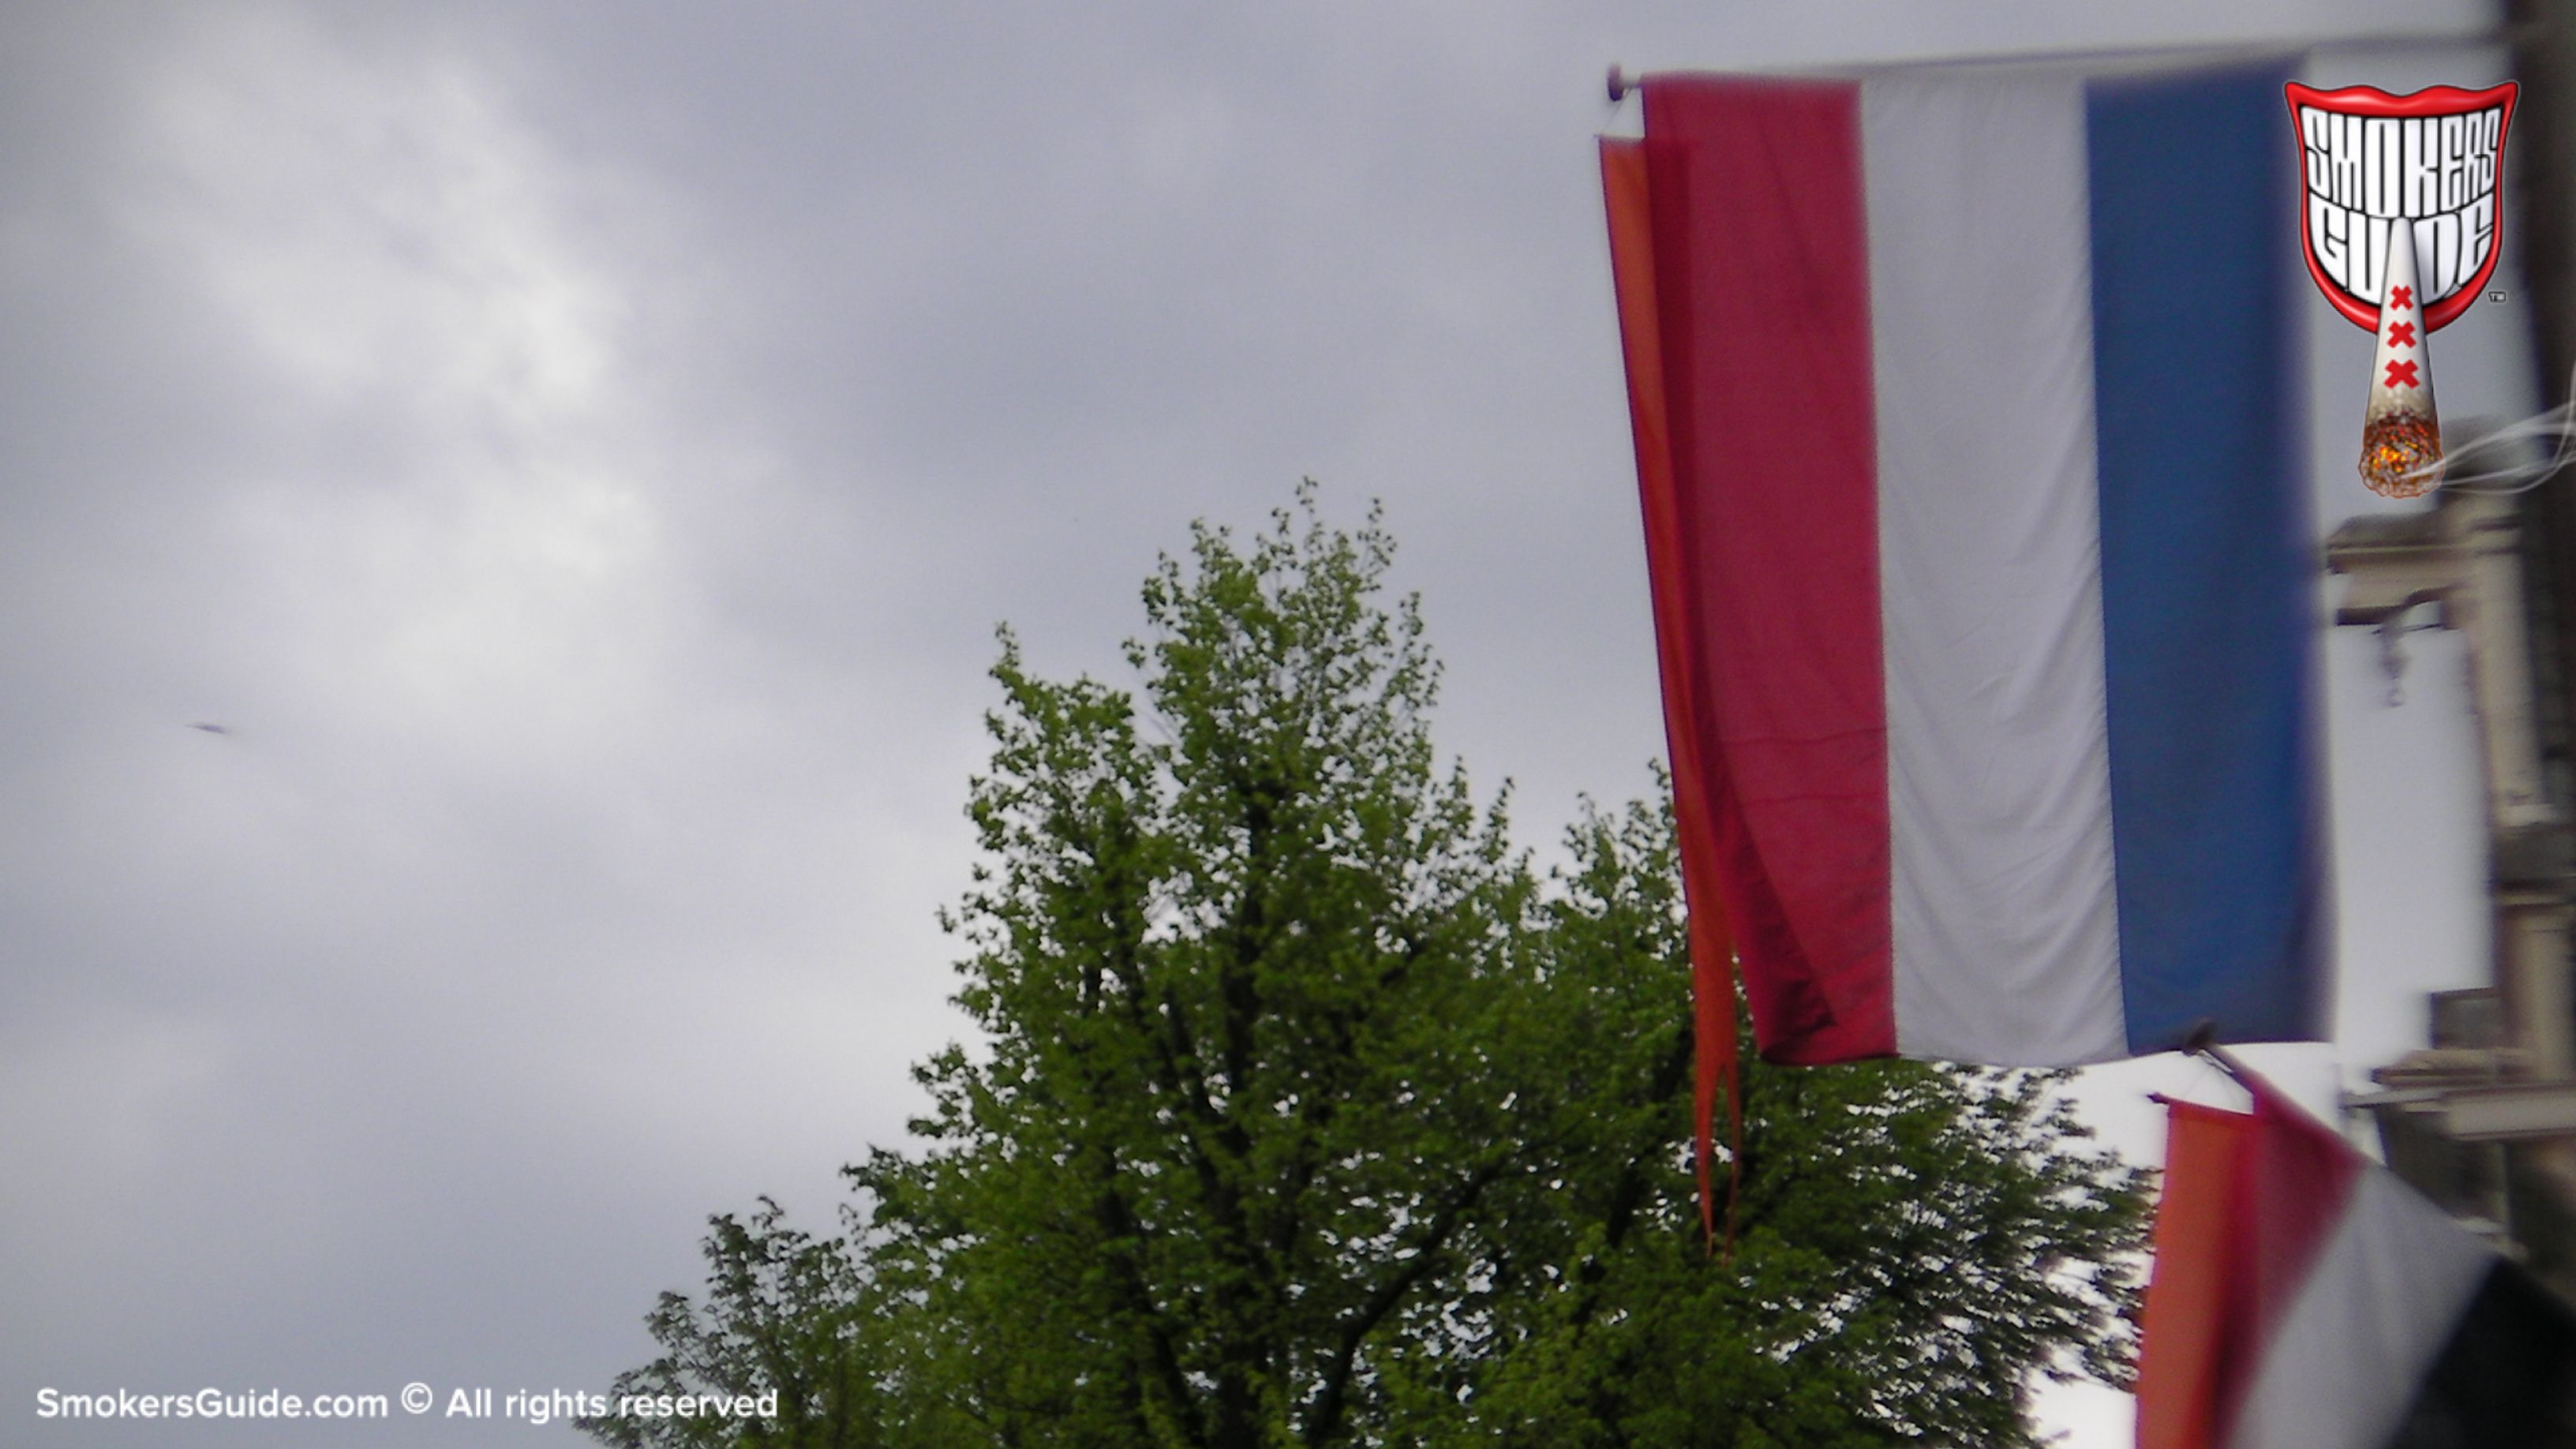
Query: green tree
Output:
[[1364, 796, 2148, 1449], [587, 1198, 895, 1449], [590, 490, 2150, 1449]]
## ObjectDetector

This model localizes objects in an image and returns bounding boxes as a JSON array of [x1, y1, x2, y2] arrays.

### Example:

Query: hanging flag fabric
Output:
[[2135, 1080, 2576, 1446], [1608, 61, 2327, 1067], [1603, 134, 1742, 1250]]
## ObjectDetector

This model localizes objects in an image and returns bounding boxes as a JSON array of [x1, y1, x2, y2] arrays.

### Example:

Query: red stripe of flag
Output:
[[2136, 1099, 2252, 1449], [2136, 1084, 2377, 1447], [2216, 1080, 2364, 1434], [1638, 77, 1893, 1063]]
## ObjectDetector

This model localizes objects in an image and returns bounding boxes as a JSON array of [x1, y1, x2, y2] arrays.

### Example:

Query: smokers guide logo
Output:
[[2286, 81, 2517, 497]]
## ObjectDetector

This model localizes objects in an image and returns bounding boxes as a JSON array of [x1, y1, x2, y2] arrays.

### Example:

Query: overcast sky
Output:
[[0, 2, 2522, 1446]]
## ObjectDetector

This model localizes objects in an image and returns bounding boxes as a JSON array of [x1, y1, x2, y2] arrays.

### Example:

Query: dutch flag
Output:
[[1607, 59, 2327, 1068], [2136, 1076, 2576, 1445]]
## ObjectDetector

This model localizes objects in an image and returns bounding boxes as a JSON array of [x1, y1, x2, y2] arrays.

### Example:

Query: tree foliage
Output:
[[590, 490, 2151, 1449]]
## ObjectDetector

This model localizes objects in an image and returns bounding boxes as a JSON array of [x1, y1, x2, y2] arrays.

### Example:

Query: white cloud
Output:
[[122, 9, 623, 421]]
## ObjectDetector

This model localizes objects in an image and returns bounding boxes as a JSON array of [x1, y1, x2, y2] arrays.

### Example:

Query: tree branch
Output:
[[1300, 1155, 1510, 1446]]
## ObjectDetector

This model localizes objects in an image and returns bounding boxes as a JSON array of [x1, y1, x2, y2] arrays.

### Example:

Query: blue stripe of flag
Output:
[[2087, 62, 2327, 1053]]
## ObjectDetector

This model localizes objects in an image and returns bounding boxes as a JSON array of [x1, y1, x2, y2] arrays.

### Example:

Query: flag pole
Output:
[[2178, 1017, 2261, 1092], [1608, 28, 2514, 105]]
